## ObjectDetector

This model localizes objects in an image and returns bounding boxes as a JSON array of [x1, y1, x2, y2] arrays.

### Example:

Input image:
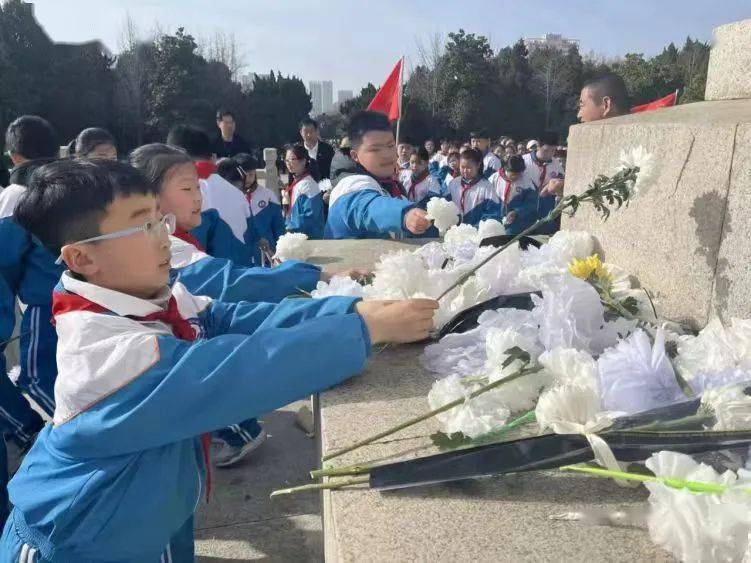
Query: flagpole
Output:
[[395, 56, 405, 144]]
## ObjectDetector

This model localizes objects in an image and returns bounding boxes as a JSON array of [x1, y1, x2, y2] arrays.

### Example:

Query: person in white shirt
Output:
[[470, 129, 501, 179], [299, 117, 335, 179]]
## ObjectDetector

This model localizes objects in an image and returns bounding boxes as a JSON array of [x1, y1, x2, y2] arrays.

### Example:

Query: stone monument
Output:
[[564, 19, 751, 329]]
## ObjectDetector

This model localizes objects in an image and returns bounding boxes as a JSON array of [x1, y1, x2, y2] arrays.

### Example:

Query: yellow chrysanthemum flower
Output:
[[569, 254, 613, 286]]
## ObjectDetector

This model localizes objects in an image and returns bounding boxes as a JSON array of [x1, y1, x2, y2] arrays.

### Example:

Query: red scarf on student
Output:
[[459, 176, 482, 213], [173, 229, 205, 252], [51, 289, 213, 502], [195, 161, 217, 180], [285, 172, 311, 217], [498, 170, 513, 204], [530, 153, 549, 188], [408, 170, 430, 201]]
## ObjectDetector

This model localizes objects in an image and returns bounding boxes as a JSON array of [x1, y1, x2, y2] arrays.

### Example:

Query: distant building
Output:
[[309, 81, 324, 115], [337, 90, 354, 106], [321, 81, 334, 113], [524, 33, 580, 53]]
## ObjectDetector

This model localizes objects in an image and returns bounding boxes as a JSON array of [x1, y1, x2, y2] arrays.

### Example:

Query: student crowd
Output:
[[0, 72, 630, 561]]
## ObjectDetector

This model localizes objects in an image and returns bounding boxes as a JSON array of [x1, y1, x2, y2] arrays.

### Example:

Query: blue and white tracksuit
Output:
[[522, 153, 565, 235], [285, 174, 325, 240], [482, 152, 502, 179], [190, 208, 255, 267], [446, 176, 502, 227], [0, 184, 62, 419], [247, 186, 286, 264], [399, 171, 442, 208], [489, 170, 539, 236], [1, 272, 371, 562], [324, 174, 415, 240]]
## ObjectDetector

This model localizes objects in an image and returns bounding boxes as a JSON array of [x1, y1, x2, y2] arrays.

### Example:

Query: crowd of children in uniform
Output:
[[0, 107, 564, 561]]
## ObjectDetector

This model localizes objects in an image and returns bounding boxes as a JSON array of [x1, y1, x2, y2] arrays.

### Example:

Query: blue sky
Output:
[[32, 0, 751, 93]]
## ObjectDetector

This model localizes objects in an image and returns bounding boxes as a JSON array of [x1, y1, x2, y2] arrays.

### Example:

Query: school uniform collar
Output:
[[305, 141, 319, 158], [59, 271, 172, 318], [530, 152, 552, 166], [195, 160, 217, 180], [354, 164, 405, 198]]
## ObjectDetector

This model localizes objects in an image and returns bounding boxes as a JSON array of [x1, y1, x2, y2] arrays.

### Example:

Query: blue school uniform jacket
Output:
[[482, 152, 502, 179], [247, 185, 286, 263], [169, 235, 321, 303], [1, 272, 371, 562], [190, 208, 255, 267], [285, 174, 324, 239], [522, 153, 565, 235], [324, 174, 415, 240], [489, 170, 539, 236], [446, 176, 501, 227]]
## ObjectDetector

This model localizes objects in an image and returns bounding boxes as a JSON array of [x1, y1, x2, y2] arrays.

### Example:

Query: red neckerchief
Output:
[[174, 229, 205, 252], [459, 176, 482, 213], [195, 161, 217, 180], [285, 172, 311, 217], [51, 288, 213, 502], [498, 170, 513, 204], [530, 153, 550, 189], [408, 170, 430, 201]]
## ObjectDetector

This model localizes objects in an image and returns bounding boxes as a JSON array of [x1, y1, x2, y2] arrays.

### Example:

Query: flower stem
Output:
[[270, 476, 370, 498], [560, 464, 751, 495], [321, 365, 538, 462]]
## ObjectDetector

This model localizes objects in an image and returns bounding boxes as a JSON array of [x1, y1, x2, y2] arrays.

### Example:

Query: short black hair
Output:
[[415, 146, 430, 162], [460, 148, 483, 166], [216, 158, 244, 185], [75, 127, 116, 158], [129, 143, 193, 190], [216, 109, 235, 121], [583, 74, 630, 114], [504, 155, 526, 174], [300, 117, 319, 130], [166, 125, 213, 159], [346, 111, 392, 148], [8, 157, 58, 187], [539, 131, 560, 147], [469, 130, 489, 140], [233, 153, 258, 172], [4, 115, 58, 160], [15, 159, 157, 255]]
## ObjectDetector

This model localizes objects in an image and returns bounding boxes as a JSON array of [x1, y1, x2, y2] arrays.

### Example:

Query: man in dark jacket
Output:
[[214, 109, 256, 158], [300, 117, 335, 179]]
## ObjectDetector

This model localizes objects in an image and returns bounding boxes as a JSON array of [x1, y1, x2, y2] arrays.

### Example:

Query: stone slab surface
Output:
[[301, 238, 434, 273], [311, 240, 670, 562], [705, 19, 751, 101], [563, 99, 751, 328]]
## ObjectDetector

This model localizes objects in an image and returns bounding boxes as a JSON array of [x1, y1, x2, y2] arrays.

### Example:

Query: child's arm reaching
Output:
[[51, 297, 437, 457]]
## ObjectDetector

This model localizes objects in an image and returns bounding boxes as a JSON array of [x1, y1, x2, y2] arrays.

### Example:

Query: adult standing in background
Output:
[[577, 74, 630, 123], [300, 117, 335, 179], [214, 109, 254, 158]]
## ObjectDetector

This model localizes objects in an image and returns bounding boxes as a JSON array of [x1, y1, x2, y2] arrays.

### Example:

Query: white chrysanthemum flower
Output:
[[425, 197, 460, 235], [644, 451, 750, 563], [597, 329, 686, 415], [535, 384, 615, 434], [273, 233, 311, 261], [477, 218, 506, 240], [443, 224, 481, 262], [675, 318, 742, 381], [368, 250, 429, 299], [700, 381, 751, 431], [618, 146, 657, 198], [539, 347, 599, 390], [472, 243, 525, 297], [430, 277, 489, 329], [428, 374, 511, 438], [414, 242, 448, 270], [420, 308, 538, 377], [545, 231, 598, 264], [310, 275, 365, 299], [531, 274, 606, 354]]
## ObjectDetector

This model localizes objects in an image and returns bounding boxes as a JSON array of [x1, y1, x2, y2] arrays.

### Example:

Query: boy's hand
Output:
[[404, 209, 432, 235], [356, 299, 439, 344], [541, 178, 564, 197], [505, 211, 517, 225]]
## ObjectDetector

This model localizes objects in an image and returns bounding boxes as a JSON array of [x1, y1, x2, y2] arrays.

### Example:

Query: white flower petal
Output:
[[273, 233, 310, 261], [425, 197, 460, 235]]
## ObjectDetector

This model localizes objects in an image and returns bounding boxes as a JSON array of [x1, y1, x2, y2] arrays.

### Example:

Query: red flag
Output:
[[367, 58, 403, 122], [631, 90, 679, 113]]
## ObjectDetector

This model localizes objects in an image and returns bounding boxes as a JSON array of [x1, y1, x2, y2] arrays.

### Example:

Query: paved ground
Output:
[[7, 400, 323, 562]]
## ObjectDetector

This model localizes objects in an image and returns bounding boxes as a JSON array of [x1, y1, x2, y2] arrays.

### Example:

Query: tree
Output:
[[529, 46, 579, 130], [339, 83, 377, 116], [246, 71, 312, 147]]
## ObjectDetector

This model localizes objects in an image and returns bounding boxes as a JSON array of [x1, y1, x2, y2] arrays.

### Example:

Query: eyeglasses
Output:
[[55, 213, 176, 265]]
